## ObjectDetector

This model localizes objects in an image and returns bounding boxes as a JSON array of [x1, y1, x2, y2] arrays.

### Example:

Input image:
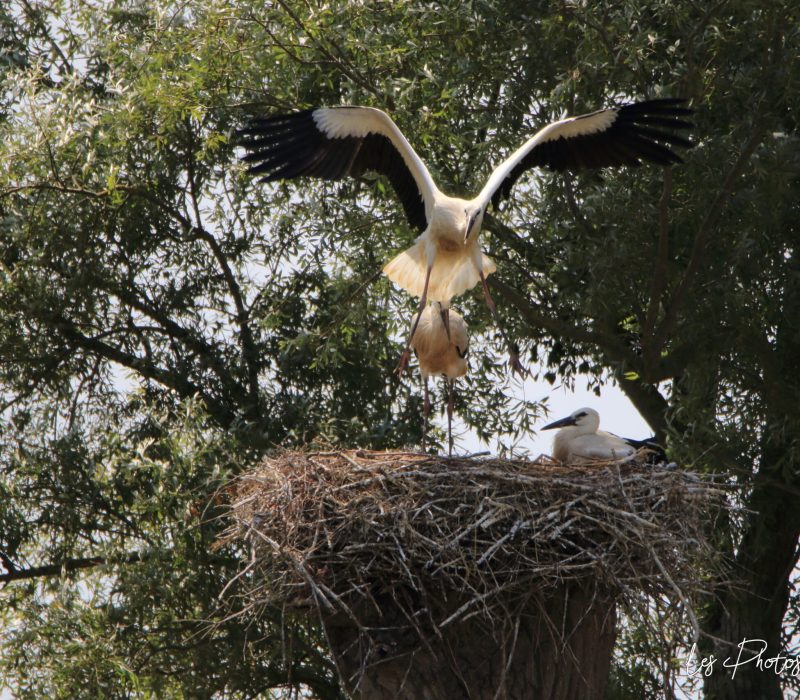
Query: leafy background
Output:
[[1, 0, 798, 698]]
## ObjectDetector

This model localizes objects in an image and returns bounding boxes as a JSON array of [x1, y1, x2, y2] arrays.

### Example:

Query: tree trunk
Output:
[[703, 269, 800, 700], [703, 473, 800, 699], [324, 586, 616, 700]]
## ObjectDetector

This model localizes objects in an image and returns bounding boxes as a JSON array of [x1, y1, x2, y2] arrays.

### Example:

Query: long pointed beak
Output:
[[541, 415, 577, 431], [440, 306, 451, 340], [463, 214, 477, 244]]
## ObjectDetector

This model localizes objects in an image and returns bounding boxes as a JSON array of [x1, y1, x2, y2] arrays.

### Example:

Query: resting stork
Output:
[[409, 302, 468, 456], [238, 98, 693, 373], [541, 407, 665, 465]]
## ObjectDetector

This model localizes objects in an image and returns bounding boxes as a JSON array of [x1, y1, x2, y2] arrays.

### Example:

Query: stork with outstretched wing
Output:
[[238, 99, 693, 374]]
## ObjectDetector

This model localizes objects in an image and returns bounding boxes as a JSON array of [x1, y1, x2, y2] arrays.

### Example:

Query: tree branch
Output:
[[54, 316, 236, 428], [488, 275, 634, 361], [0, 550, 17, 575], [273, 0, 381, 99], [653, 123, 767, 350], [644, 168, 673, 339], [178, 137, 262, 414], [190, 225, 261, 412], [108, 283, 242, 397], [0, 552, 143, 585], [615, 373, 670, 440], [5, 181, 259, 420], [19, 0, 74, 77], [562, 176, 599, 239], [483, 213, 545, 272]]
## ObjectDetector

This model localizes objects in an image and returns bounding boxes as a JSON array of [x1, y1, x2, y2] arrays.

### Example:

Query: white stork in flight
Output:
[[541, 407, 666, 465], [238, 98, 693, 373], [409, 302, 469, 455]]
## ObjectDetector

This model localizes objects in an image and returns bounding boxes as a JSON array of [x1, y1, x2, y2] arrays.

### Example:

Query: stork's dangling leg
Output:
[[479, 271, 528, 377], [446, 379, 455, 457], [395, 264, 433, 375], [421, 375, 431, 452]]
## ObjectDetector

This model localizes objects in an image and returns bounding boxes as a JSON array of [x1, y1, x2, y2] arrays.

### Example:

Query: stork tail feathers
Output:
[[383, 244, 425, 297], [383, 243, 496, 301]]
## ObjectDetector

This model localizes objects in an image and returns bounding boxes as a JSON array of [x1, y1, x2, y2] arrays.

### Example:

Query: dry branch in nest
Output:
[[219, 450, 727, 698]]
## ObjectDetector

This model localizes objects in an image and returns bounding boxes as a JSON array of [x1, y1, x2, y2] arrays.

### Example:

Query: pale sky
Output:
[[449, 367, 654, 458]]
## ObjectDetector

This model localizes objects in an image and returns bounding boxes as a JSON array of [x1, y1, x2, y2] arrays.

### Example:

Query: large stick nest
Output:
[[221, 450, 726, 632]]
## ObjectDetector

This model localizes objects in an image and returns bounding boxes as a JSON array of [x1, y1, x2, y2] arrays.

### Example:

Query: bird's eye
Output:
[[576, 411, 587, 418]]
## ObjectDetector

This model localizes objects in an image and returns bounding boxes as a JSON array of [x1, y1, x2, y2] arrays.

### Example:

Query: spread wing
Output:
[[480, 98, 694, 208], [238, 106, 438, 232]]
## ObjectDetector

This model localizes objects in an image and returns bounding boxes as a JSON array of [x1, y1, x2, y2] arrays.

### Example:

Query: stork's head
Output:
[[463, 204, 484, 243], [541, 407, 600, 435], [434, 300, 451, 340]]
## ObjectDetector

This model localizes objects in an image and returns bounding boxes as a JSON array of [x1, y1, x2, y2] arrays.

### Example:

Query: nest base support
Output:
[[324, 585, 617, 700]]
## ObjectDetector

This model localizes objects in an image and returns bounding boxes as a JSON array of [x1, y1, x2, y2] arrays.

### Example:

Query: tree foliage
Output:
[[1, 0, 798, 697]]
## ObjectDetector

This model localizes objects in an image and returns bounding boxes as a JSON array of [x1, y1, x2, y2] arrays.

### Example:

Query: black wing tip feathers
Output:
[[235, 105, 428, 231], [612, 97, 696, 161], [235, 108, 318, 140], [491, 95, 696, 207], [234, 108, 323, 181], [624, 436, 669, 465]]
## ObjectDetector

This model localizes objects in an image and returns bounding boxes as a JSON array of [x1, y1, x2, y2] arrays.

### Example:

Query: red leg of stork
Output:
[[479, 271, 528, 378], [422, 375, 431, 453], [446, 379, 455, 457], [395, 264, 433, 375]]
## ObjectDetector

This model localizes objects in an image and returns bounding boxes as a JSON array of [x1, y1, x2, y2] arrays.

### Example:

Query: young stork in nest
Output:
[[238, 99, 693, 375], [542, 407, 665, 465], [409, 302, 468, 456]]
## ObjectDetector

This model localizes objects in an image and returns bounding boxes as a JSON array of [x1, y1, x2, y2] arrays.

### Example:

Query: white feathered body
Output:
[[410, 304, 468, 380], [383, 196, 495, 302], [552, 428, 636, 465], [545, 407, 637, 465]]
